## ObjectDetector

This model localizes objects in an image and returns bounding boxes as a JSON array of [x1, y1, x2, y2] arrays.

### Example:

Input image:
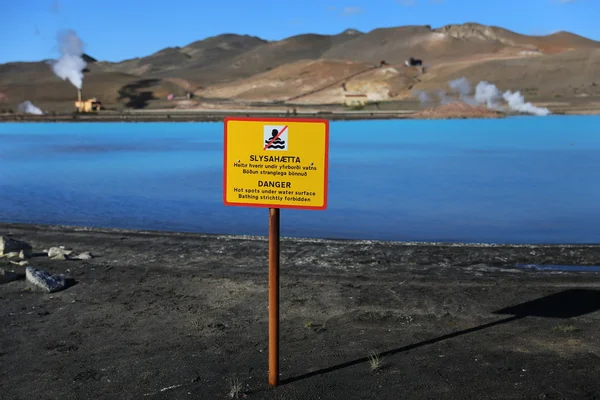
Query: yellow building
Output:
[[75, 98, 102, 112]]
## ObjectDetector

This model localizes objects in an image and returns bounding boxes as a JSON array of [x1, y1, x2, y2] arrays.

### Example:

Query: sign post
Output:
[[223, 117, 329, 386], [268, 207, 280, 386]]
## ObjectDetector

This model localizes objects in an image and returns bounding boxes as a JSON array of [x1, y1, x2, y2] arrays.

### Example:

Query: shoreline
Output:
[[0, 113, 414, 123], [2, 222, 599, 248], [1, 109, 597, 123]]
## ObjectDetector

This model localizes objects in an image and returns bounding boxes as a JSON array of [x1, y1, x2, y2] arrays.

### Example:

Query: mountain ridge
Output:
[[1, 22, 599, 112]]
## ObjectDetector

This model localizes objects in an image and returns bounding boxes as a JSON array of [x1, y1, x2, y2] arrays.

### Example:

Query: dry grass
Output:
[[228, 376, 243, 399], [368, 351, 384, 372], [553, 324, 580, 333]]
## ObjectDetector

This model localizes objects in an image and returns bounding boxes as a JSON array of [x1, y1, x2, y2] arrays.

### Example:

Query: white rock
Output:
[[48, 247, 73, 258], [47, 248, 61, 257], [74, 252, 93, 260]]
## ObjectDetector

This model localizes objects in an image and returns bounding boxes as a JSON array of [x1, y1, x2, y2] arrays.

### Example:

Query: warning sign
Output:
[[224, 117, 329, 210]]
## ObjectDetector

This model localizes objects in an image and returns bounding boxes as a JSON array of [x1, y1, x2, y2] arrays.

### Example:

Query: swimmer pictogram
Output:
[[264, 125, 288, 151]]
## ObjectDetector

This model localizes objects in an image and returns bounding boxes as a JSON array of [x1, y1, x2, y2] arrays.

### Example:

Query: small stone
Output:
[[47, 248, 60, 257], [25, 267, 66, 293], [47, 247, 63, 257], [51, 254, 68, 261], [74, 252, 93, 260], [0, 268, 19, 284], [0, 236, 32, 255], [48, 247, 73, 258], [10, 260, 28, 266], [3, 252, 19, 259], [18, 250, 29, 260]]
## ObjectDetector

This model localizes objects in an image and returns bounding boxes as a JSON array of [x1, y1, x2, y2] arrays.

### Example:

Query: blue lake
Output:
[[0, 116, 599, 244]]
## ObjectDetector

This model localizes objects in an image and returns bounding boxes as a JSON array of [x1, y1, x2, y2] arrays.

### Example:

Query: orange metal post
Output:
[[268, 207, 280, 386]]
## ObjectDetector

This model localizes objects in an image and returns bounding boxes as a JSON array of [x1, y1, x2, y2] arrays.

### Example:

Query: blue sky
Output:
[[0, 0, 597, 64]]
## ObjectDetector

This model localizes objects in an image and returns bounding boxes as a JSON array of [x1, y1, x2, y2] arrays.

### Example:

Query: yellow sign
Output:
[[223, 117, 329, 210]]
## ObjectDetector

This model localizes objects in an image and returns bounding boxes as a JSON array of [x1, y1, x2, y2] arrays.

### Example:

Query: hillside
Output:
[[1, 23, 600, 113], [415, 48, 600, 99]]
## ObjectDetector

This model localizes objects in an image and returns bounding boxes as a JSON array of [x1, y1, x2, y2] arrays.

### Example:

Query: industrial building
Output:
[[74, 89, 102, 112]]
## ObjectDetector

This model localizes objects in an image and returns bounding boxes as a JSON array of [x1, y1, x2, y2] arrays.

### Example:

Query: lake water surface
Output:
[[1, 116, 599, 244]]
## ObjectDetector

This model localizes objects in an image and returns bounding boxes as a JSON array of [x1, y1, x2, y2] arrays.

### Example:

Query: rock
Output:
[[18, 250, 29, 260], [51, 254, 67, 261], [0, 268, 19, 284], [25, 267, 66, 293], [47, 247, 62, 257], [0, 236, 32, 255], [74, 252, 93, 260], [10, 260, 28, 266], [48, 247, 73, 258], [1, 252, 20, 259]]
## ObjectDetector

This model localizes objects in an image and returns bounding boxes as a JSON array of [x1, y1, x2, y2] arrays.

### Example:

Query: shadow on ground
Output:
[[282, 289, 600, 385], [117, 79, 159, 109]]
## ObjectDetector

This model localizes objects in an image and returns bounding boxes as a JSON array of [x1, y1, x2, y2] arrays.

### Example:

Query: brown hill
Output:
[[1, 23, 599, 112], [321, 25, 504, 65], [196, 31, 363, 83], [322, 23, 600, 66], [414, 48, 600, 99], [434, 23, 600, 53], [197, 59, 378, 102], [203, 23, 600, 106], [97, 30, 363, 87], [195, 59, 424, 105], [98, 34, 267, 80]]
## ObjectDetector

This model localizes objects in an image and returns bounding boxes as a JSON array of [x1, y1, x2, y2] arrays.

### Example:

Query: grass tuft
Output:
[[228, 376, 243, 399], [553, 324, 579, 333], [190, 319, 202, 329], [368, 350, 383, 372]]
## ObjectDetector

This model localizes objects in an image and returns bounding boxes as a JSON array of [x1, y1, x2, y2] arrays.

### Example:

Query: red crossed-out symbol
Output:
[[263, 125, 288, 150]]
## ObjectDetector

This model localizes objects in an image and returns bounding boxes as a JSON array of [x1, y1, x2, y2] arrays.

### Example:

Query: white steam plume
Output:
[[18, 101, 44, 115], [412, 89, 431, 105], [449, 77, 471, 100], [50, 30, 87, 89], [413, 77, 551, 116], [437, 89, 451, 105], [474, 81, 503, 110], [502, 90, 551, 116]]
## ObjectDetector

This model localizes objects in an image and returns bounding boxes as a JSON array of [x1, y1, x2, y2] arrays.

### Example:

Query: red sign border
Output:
[[223, 116, 329, 210]]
